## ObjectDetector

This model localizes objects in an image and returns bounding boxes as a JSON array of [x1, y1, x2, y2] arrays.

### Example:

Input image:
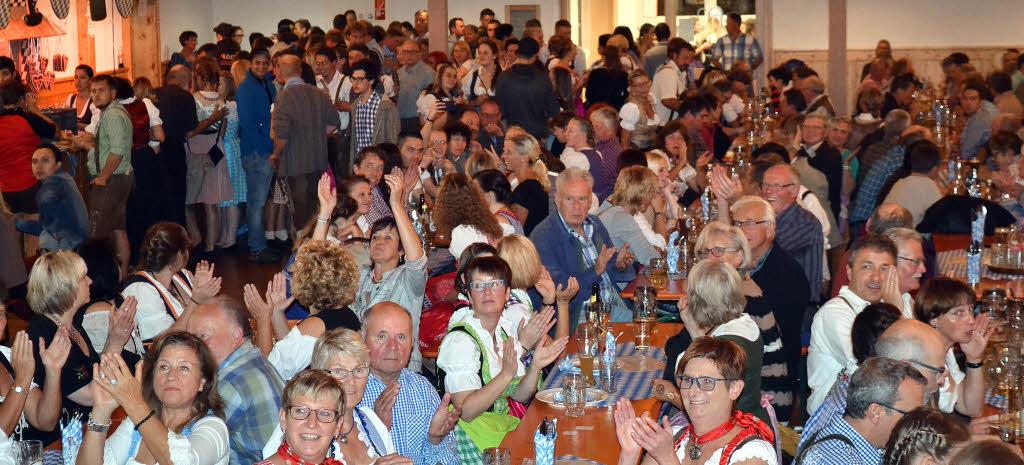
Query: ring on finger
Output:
[[109, 378, 118, 386]]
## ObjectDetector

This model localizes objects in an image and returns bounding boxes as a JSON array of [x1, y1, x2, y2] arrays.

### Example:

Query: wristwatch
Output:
[[87, 415, 111, 433]]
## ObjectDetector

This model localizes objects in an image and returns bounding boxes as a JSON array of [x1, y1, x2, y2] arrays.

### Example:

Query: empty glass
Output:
[[561, 373, 587, 417], [15, 440, 41, 465], [483, 447, 512, 465]]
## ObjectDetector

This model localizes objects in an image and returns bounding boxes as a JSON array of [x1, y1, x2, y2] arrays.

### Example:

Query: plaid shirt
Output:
[[798, 372, 851, 453], [796, 411, 881, 465], [358, 370, 459, 465], [850, 145, 905, 222], [557, 213, 629, 322], [354, 92, 383, 155], [711, 33, 763, 70], [364, 185, 393, 227], [217, 341, 284, 465]]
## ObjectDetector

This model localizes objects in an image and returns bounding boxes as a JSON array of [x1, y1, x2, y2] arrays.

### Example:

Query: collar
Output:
[[284, 77, 305, 89], [837, 286, 873, 310], [803, 141, 824, 156], [709, 313, 760, 341], [834, 417, 884, 461], [749, 244, 773, 274], [320, 71, 342, 88], [218, 340, 255, 371], [557, 211, 592, 239]]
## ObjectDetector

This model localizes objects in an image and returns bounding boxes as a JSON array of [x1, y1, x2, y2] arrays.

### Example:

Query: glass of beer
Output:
[[576, 323, 599, 386], [632, 286, 658, 356], [649, 257, 668, 289]]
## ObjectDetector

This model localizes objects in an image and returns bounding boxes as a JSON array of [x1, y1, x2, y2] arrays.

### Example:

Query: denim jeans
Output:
[[242, 154, 273, 252]]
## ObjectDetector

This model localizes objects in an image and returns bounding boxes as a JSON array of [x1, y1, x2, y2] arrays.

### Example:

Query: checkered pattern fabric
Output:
[[0, 0, 10, 30], [353, 91, 382, 155], [114, 0, 131, 17], [50, 0, 70, 18], [542, 342, 667, 406], [358, 370, 459, 465], [217, 342, 285, 465], [711, 33, 763, 70]]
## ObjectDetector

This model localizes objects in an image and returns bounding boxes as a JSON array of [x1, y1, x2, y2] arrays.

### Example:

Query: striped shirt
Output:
[[711, 33, 763, 70], [774, 202, 824, 301]]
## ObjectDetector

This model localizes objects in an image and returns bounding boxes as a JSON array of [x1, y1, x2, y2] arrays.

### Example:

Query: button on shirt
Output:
[[711, 33, 763, 70], [351, 255, 429, 371], [317, 71, 351, 130], [358, 369, 459, 465], [558, 213, 630, 322]]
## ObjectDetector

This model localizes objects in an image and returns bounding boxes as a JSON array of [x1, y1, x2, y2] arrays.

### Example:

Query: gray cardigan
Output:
[[595, 201, 662, 266], [350, 94, 400, 157]]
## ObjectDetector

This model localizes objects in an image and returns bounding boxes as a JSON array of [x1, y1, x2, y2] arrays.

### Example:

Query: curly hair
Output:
[[289, 240, 360, 311], [882, 408, 970, 465], [433, 173, 503, 240], [141, 331, 225, 432]]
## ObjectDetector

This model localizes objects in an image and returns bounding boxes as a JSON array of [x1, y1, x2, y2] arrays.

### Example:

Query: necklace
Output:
[[48, 316, 86, 351], [677, 415, 737, 461], [338, 416, 356, 444], [278, 441, 344, 465]]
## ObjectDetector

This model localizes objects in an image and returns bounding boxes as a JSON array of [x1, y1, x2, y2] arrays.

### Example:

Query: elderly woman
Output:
[[657, 260, 769, 423], [501, 134, 551, 235], [913, 278, 993, 416], [882, 408, 970, 465], [473, 169, 523, 236], [77, 331, 228, 465], [496, 234, 579, 340], [561, 117, 616, 201], [596, 166, 665, 265], [263, 329, 407, 465], [121, 222, 222, 343], [615, 337, 777, 465], [246, 240, 362, 380], [437, 256, 567, 464], [25, 251, 137, 443], [255, 370, 346, 465]]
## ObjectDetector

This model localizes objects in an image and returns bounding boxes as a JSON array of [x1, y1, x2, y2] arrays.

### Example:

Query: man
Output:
[[677, 98, 710, 166], [764, 118, 836, 251], [883, 228, 926, 316], [447, 17, 464, 55], [188, 297, 284, 465], [494, 37, 559, 141], [643, 23, 671, 80], [859, 39, 892, 80], [652, 38, 696, 124], [798, 114, 842, 222], [710, 13, 763, 71], [551, 19, 587, 72], [479, 8, 495, 31], [413, 10, 428, 40], [731, 196, 810, 392], [830, 204, 913, 298], [589, 105, 622, 200], [760, 164, 824, 300], [961, 78, 999, 159], [154, 65, 200, 228], [86, 75, 133, 273], [360, 303, 460, 465], [0, 80, 56, 215], [270, 54, 340, 229], [350, 60, 400, 159], [530, 168, 635, 329], [314, 48, 353, 177], [991, 71, 1023, 118], [235, 50, 279, 263], [779, 88, 805, 117], [0, 56, 16, 84], [485, 19, 499, 40], [849, 110, 913, 231], [882, 73, 918, 117], [882, 142, 943, 226], [396, 39, 435, 134], [463, 25, 480, 56], [796, 357, 926, 465], [807, 234, 899, 412], [797, 75, 836, 118], [478, 98, 505, 153]]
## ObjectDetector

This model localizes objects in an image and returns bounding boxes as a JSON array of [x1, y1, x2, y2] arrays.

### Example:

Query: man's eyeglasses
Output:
[[468, 279, 506, 293], [897, 256, 925, 267], [675, 375, 738, 391], [909, 360, 946, 378], [696, 247, 740, 259], [323, 366, 370, 379], [761, 183, 795, 192], [875, 402, 909, 416], [734, 220, 768, 229], [286, 405, 339, 423]]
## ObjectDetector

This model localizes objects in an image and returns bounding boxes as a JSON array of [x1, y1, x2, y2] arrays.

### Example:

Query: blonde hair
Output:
[[311, 328, 370, 369], [464, 151, 498, 178], [506, 133, 550, 191], [695, 222, 752, 272], [230, 60, 251, 92], [496, 234, 543, 289], [607, 34, 629, 51], [290, 240, 360, 312], [686, 260, 746, 330], [282, 369, 346, 414], [27, 251, 87, 318], [607, 166, 658, 213]]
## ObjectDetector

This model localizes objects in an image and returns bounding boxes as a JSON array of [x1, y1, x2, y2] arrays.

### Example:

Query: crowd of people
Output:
[[1, 6, 1024, 465]]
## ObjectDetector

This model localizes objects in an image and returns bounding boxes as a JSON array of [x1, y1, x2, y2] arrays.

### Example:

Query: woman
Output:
[[122, 222, 222, 343], [451, 42, 472, 71], [473, 169, 523, 236], [500, 134, 550, 236], [435, 172, 506, 248], [652, 120, 711, 198], [827, 116, 857, 233], [352, 146, 398, 230], [620, 70, 658, 150], [882, 408, 970, 465], [464, 151, 498, 178], [913, 278, 993, 416], [65, 65, 94, 128], [495, 234, 578, 340], [263, 329, 405, 465], [77, 331, 229, 465], [616, 337, 776, 465], [644, 152, 680, 224], [25, 251, 137, 444], [657, 260, 769, 424], [437, 256, 567, 463], [459, 39, 501, 105], [850, 88, 884, 152], [76, 239, 130, 353], [636, 23, 655, 56], [417, 63, 462, 125], [597, 166, 665, 266], [551, 67, 581, 114], [585, 44, 629, 110], [247, 240, 362, 380], [169, 31, 198, 71], [255, 370, 345, 465], [182, 61, 227, 247], [13, 144, 89, 252]]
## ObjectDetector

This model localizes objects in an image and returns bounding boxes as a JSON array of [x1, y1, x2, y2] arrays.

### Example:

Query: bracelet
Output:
[[317, 216, 330, 223], [87, 414, 111, 433], [134, 409, 157, 430], [965, 360, 984, 369]]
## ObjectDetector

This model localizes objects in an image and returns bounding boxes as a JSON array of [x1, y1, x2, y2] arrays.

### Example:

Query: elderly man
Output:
[[731, 196, 809, 385], [760, 163, 824, 300], [797, 75, 836, 118], [796, 357, 926, 465], [397, 39, 435, 134], [830, 203, 913, 297], [884, 228, 926, 316], [798, 114, 843, 222], [530, 167, 635, 328], [589, 106, 622, 201], [807, 234, 900, 412], [187, 297, 284, 465], [360, 302, 460, 465]]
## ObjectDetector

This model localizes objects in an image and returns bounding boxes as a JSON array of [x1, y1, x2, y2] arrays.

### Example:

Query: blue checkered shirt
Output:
[[358, 369, 459, 465], [711, 33, 763, 70], [796, 412, 882, 465], [557, 213, 629, 322], [798, 371, 851, 453], [217, 341, 285, 465], [354, 92, 383, 155], [850, 145, 905, 222]]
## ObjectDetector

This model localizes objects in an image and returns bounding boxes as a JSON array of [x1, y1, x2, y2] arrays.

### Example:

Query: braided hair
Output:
[[881, 408, 970, 465]]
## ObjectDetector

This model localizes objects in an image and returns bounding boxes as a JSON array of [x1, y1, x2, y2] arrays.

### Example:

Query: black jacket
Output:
[[799, 142, 843, 221], [494, 63, 559, 141]]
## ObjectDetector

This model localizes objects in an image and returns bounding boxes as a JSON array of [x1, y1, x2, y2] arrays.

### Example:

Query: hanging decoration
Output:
[[0, 0, 9, 30], [114, 0, 132, 18], [50, 0, 69, 19]]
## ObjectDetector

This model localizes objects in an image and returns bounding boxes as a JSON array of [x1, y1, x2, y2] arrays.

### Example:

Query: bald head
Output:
[[867, 203, 913, 234], [362, 302, 414, 377], [277, 54, 302, 80], [167, 65, 192, 89], [186, 298, 249, 364], [875, 319, 946, 394]]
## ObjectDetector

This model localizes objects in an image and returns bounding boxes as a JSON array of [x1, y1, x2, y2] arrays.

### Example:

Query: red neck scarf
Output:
[[674, 411, 776, 465], [277, 441, 346, 465]]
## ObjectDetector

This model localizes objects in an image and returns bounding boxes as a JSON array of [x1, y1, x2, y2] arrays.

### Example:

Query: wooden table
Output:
[[620, 277, 686, 301]]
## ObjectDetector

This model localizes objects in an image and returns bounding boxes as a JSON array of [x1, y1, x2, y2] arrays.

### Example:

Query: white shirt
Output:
[[0, 428, 15, 465], [560, 146, 591, 171], [121, 271, 194, 342], [652, 60, 686, 123], [675, 314, 761, 372], [262, 406, 395, 460], [460, 64, 496, 99], [103, 415, 229, 465], [317, 71, 351, 130], [267, 326, 316, 382], [86, 97, 163, 149], [796, 186, 831, 250], [619, 99, 661, 131], [436, 305, 531, 394], [672, 428, 777, 465], [939, 347, 967, 413], [807, 286, 871, 413]]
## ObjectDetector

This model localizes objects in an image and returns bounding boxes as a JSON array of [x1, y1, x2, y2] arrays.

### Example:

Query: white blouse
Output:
[[121, 271, 194, 342], [460, 65, 497, 99], [619, 100, 660, 131], [672, 428, 778, 465], [437, 306, 531, 394], [938, 347, 967, 413], [267, 326, 317, 382], [261, 406, 396, 462], [0, 346, 38, 438], [102, 415, 230, 465]]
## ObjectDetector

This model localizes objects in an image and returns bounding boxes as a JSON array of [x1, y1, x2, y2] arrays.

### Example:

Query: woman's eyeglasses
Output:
[[468, 279, 506, 293], [322, 366, 370, 379], [675, 375, 738, 391], [286, 405, 339, 423], [696, 247, 740, 259]]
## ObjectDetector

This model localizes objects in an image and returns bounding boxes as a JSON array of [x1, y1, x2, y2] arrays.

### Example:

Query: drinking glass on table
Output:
[[576, 323, 599, 386], [483, 447, 512, 465], [632, 286, 658, 356], [561, 373, 587, 418], [649, 257, 668, 289], [16, 439, 42, 465]]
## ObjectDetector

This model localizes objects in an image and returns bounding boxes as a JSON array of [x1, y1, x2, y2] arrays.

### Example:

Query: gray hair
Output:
[[767, 162, 801, 185], [806, 76, 825, 96], [868, 204, 913, 234], [686, 260, 746, 330], [885, 227, 923, 248], [312, 328, 370, 369], [884, 109, 911, 140], [845, 357, 926, 419], [555, 166, 594, 193], [590, 106, 618, 131], [875, 327, 933, 362], [695, 222, 752, 271], [828, 115, 851, 129], [730, 196, 775, 225]]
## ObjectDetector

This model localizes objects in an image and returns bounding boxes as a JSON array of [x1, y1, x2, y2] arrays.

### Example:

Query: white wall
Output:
[[159, 0, 213, 60]]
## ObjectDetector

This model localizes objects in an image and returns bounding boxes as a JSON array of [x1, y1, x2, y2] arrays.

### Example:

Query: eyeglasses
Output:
[[897, 256, 925, 267], [908, 359, 946, 378], [696, 247, 741, 259], [398, 50, 418, 55], [875, 402, 909, 416], [322, 366, 370, 379], [675, 375, 738, 391], [286, 405, 339, 423], [733, 220, 768, 229], [468, 279, 506, 293], [761, 183, 795, 192]]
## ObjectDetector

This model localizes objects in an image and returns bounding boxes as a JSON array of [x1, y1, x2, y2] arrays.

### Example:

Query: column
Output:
[[130, 0, 161, 84], [827, 0, 847, 115], [665, 0, 678, 37], [427, 0, 447, 54], [755, 0, 772, 88]]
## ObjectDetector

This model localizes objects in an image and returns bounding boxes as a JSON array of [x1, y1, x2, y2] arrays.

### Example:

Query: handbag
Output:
[[207, 124, 225, 165]]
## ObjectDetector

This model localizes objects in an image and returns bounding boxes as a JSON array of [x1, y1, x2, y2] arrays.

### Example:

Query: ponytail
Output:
[[531, 158, 550, 192]]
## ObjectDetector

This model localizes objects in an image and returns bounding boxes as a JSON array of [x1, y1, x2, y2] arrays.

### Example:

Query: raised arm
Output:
[[384, 172, 424, 262]]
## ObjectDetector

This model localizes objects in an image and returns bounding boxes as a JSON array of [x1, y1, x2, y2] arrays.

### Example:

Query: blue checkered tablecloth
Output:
[[988, 389, 1009, 410], [936, 249, 1024, 281], [541, 342, 666, 407], [43, 449, 62, 465]]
